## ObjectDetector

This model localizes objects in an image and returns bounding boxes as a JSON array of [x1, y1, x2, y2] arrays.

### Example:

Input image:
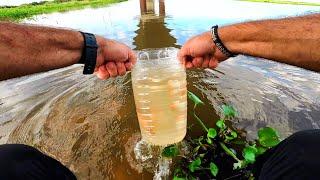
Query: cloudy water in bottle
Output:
[[131, 48, 187, 146]]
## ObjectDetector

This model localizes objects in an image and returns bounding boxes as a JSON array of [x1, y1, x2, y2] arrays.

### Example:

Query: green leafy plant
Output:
[[243, 145, 258, 163], [188, 157, 201, 172], [258, 127, 281, 148], [162, 91, 282, 179], [162, 144, 179, 158], [209, 162, 218, 176]]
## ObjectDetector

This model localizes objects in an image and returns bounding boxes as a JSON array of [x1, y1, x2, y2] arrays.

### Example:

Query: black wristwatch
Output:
[[78, 32, 98, 74]]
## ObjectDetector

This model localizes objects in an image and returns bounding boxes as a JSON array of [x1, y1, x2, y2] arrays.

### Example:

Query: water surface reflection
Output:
[[134, 0, 177, 49], [0, 0, 320, 179]]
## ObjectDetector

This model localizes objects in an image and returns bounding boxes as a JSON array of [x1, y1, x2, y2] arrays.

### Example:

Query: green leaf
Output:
[[173, 176, 186, 180], [225, 131, 238, 141], [188, 157, 201, 172], [161, 145, 179, 158], [188, 91, 204, 106], [231, 131, 237, 138], [207, 137, 212, 144], [222, 105, 237, 118], [243, 146, 258, 164], [216, 119, 226, 129], [209, 162, 219, 177], [258, 127, 281, 148], [256, 146, 267, 155], [207, 128, 217, 139]]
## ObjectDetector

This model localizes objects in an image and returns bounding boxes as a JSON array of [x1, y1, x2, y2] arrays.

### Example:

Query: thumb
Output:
[[128, 50, 137, 66]]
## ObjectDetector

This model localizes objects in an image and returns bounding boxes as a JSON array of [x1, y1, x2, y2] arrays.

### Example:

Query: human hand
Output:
[[178, 31, 228, 69], [94, 36, 136, 80]]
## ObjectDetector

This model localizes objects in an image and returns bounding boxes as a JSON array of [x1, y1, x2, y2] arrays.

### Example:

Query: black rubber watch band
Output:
[[79, 32, 98, 74], [211, 25, 235, 57]]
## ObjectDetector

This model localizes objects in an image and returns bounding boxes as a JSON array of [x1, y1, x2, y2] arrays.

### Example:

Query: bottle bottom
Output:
[[142, 131, 187, 146]]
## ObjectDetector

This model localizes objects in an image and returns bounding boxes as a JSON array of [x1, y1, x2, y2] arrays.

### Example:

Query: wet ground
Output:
[[0, 0, 320, 179]]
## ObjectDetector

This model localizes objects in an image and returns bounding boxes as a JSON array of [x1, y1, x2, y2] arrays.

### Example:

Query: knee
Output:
[[285, 129, 320, 147], [0, 144, 41, 160]]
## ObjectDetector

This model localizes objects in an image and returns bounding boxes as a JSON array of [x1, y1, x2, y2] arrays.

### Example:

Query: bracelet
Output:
[[78, 32, 98, 74], [210, 25, 235, 57]]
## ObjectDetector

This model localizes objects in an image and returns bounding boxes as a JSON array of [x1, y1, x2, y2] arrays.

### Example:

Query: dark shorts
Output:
[[0, 144, 76, 180], [1, 130, 320, 180], [253, 129, 320, 180]]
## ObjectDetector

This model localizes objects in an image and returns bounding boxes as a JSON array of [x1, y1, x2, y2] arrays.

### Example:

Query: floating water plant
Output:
[[162, 91, 281, 179]]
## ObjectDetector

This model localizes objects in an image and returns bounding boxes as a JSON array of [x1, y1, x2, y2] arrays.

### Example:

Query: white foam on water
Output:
[[134, 139, 153, 162], [153, 157, 172, 180]]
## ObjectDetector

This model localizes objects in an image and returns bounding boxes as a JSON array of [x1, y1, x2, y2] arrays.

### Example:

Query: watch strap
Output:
[[79, 32, 98, 74]]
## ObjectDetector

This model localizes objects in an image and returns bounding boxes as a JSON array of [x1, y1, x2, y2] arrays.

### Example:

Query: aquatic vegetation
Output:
[[0, 0, 127, 21], [162, 91, 281, 179]]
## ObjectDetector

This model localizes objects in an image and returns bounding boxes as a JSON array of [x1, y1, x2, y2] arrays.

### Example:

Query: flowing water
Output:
[[0, 0, 320, 179]]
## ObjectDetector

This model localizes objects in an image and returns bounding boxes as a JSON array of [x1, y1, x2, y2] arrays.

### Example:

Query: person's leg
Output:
[[253, 129, 320, 180], [0, 144, 76, 180]]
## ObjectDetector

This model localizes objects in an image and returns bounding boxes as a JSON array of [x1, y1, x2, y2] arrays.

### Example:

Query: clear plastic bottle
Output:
[[132, 48, 187, 146]]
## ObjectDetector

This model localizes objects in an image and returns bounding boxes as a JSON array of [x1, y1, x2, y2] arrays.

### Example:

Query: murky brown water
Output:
[[0, 0, 320, 179]]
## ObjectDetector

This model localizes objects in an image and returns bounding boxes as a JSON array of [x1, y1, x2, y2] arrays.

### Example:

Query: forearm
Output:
[[0, 22, 84, 80], [219, 14, 320, 71]]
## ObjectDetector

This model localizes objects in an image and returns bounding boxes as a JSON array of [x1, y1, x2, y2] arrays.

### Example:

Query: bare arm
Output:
[[179, 13, 320, 72], [0, 22, 136, 80]]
